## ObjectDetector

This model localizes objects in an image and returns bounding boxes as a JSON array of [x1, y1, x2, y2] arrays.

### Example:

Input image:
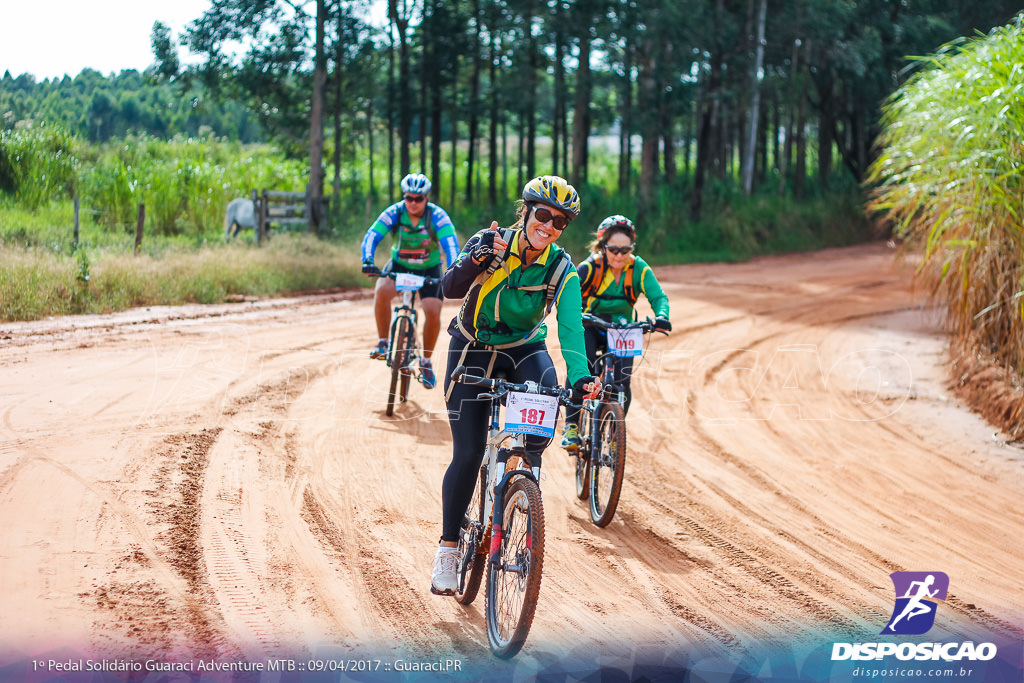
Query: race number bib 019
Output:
[[394, 272, 425, 291], [504, 392, 558, 438], [608, 328, 643, 357]]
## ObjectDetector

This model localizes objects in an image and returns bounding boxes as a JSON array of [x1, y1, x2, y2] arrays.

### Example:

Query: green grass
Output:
[[0, 234, 364, 321], [1, 125, 877, 322], [867, 16, 1024, 376]]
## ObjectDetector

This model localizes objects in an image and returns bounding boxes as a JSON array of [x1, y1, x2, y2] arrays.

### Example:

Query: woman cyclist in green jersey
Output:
[[560, 214, 671, 451], [429, 175, 599, 594]]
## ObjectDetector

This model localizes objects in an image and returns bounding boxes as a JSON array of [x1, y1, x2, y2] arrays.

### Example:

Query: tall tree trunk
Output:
[[419, 1, 431, 173], [488, 30, 499, 204], [552, 32, 565, 176], [309, 0, 326, 233], [618, 42, 633, 193], [524, 0, 537, 180], [691, 51, 721, 222], [742, 0, 767, 195], [572, 35, 591, 184], [817, 68, 834, 185], [502, 110, 508, 199], [448, 60, 458, 208], [757, 102, 768, 184], [638, 38, 659, 217], [386, 14, 395, 199], [517, 114, 525, 191], [389, 0, 410, 177], [662, 41, 676, 185], [368, 99, 376, 199], [794, 42, 809, 200], [466, 0, 481, 202], [431, 82, 442, 196], [331, 2, 344, 222]]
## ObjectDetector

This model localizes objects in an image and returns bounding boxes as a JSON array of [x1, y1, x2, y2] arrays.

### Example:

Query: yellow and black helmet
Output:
[[522, 175, 581, 220]]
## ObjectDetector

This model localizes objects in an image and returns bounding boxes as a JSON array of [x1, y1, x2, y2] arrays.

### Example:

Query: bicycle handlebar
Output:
[[380, 271, 442, 286], [582, 313, 658, 333], [451, 365, 574, 403]]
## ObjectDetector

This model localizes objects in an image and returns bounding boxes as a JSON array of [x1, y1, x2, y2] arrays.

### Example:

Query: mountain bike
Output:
[[572, 314, 662, 527], [449, 365, 574, 659], [379, 271, 441, 416]]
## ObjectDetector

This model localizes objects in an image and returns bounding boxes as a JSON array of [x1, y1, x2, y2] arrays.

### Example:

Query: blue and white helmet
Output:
[[401, 173, 432, 196]]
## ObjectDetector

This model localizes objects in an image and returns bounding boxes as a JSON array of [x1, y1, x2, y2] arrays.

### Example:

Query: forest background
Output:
[[0, 0, 1021, 325]]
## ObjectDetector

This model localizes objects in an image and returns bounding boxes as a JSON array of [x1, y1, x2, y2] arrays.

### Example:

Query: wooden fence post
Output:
[[134, 203, 145, 254], [73, 197, 80, 247], [259, 190, 269, 245]]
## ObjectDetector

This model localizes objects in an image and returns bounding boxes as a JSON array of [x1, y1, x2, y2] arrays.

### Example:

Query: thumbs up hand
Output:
[[471, 222, 506, 267]]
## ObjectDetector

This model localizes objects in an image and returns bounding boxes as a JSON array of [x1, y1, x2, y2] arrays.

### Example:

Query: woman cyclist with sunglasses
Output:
[[560, 214, 671, 451], [429, 175, 599, 594]]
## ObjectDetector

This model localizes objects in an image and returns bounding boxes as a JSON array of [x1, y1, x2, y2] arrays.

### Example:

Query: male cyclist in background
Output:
[[361, 173, 460, 389]]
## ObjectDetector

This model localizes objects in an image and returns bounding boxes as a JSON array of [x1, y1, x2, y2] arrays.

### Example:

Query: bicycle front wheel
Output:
[[589, 402, 626, 527], [455, 465, 486, 605], [386, 315, 412, 416], [485, 477, 544, 659], [399, 321, 415, 401], [574, 413, 592, 499]]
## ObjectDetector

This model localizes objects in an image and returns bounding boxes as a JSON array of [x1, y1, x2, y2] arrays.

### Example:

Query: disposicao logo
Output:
[[881, 571, 948, 635], [831, 571, 998, 662]]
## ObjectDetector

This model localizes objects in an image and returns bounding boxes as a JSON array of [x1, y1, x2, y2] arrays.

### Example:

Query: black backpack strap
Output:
[[544, 252, 573, 313]]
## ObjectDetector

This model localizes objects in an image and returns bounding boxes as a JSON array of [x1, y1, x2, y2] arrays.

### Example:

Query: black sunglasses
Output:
[[533, 206, 569, 231], [605, 245, 634, 255], [404, 194, 426, 203]]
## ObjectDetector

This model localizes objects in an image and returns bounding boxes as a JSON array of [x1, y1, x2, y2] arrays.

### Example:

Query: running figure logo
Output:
[[882, 571, 949, 635]]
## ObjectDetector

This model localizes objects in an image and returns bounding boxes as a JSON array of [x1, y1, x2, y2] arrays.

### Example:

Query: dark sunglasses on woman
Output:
[[533, 206, 570, 231], [605, 245, 634, 255]]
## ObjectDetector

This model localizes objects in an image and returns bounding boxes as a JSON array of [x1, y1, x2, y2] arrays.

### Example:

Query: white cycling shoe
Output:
[[430, 545, 460, 595]]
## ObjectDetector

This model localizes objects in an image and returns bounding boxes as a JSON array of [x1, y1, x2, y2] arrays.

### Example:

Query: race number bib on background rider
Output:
[[504, 392, 558, 438], [394, 273, 425, 291], [608, 328, 643, 357]]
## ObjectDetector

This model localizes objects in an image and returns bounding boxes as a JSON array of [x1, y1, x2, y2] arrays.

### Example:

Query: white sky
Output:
[[0, 0, 388, 81]]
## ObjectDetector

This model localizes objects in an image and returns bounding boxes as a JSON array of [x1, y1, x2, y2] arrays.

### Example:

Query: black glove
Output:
[[362, 262, 380, 276], [654, 317, 672, 333], [572, 375, 601, 397], [470, 230, 500, 267]]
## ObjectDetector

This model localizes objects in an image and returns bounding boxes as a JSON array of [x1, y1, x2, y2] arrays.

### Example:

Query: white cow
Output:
[[224, 198, 256, 240]]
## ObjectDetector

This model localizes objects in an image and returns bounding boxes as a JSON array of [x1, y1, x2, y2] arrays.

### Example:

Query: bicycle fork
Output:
[[486, 437, 540, 570]]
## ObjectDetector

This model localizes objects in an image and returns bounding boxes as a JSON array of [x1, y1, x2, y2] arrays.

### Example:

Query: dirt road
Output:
[[1, 243, 1022, 679]]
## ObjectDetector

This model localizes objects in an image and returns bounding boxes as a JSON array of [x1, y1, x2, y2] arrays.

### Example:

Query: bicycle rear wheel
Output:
[[589, 402, 626, 527], [485, 477, 544, 659], [386, 315, 412, 416], [455, 465, 486, 605]]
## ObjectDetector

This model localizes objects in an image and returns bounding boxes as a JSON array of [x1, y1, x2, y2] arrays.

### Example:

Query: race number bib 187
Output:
[[608, 328, 643, 357], [504, 392, 558, 438], [394, 272, 425, 291]]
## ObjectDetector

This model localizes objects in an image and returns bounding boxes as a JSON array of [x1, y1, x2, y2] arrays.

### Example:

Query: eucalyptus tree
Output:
[[389, 0, 417, 175], [465, 0, 484, 201], [568, 0, 613, 185]]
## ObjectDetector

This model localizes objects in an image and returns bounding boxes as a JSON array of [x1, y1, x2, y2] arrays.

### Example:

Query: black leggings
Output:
[[565, 325, 635, 427], [440, 336, 559, 542]]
